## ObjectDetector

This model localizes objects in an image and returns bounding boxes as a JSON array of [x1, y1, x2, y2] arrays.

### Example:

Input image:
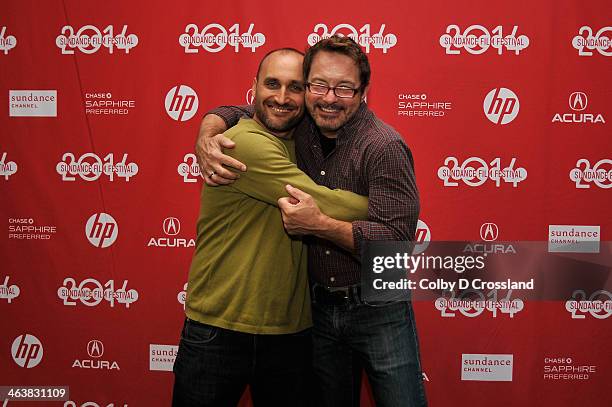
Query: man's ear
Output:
[[361, 84, 370, 102], [252, 77, 257, 99]]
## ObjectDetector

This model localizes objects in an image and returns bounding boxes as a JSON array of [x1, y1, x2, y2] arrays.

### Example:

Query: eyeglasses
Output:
[[305, 83, 359, 98]]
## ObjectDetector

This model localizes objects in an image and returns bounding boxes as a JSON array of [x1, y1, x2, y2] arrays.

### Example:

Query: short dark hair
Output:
[[303, 35, 370, 92], [256, 48, 305, 80]]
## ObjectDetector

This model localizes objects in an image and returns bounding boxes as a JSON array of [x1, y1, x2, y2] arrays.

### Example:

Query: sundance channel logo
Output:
[[461, 354, 513, 381], [9, 90, 57, 117], [548, 225, 600, 253]]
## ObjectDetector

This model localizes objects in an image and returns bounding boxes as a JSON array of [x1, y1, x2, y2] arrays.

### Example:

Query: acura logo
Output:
[[87, 340, 104, 358], [480, 223, 499, 242], [163, 217, 181, 236], [569, 92, 587, 111]]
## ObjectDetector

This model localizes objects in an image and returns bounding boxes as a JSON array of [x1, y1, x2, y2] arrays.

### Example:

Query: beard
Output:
[[310, 102, 348, 132], [254, 100, 303, 133]]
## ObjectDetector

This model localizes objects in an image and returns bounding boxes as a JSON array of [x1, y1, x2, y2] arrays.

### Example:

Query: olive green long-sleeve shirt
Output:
[[186, 119, 368, 334]]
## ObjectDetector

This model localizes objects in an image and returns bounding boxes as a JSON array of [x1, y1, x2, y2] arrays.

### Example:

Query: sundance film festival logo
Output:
[[85, 213, 118, 248], [307, 23, 397, 53], [0, 276, 20, 303], [438, 156, 527, 187], [565, 290, 612, 320], [9, 90, 57, 117], [72, 339, 119, 370], [147, 217, 195, 248], [180, 23, 265, 53], [0, 152, 17, 180], [11, 334, 43, 368], [165, 85, 199, 121], [569, 158, 612, 189], [552, 92, 605, 124], [436, 289, 524, 318], [177, 153, 202, 182], [461, 354, 513, 381], [150, 344, 178, 372], [572, 26, 611, 56], [177, 283, 187, 310], [483, 88, 519, 124], [0, 26, 17, 54], [85, 91, 136, 115], [397, 92, 452, 118], [57, 152, 138, 182], [58, 278, 138, 308], [440, 24, 529, 55], [56, 24, 138, 54]]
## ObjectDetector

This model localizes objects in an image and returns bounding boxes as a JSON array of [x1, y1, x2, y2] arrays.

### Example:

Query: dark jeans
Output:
[[312, 301, 427, 407], [172, 318, 311, 407]]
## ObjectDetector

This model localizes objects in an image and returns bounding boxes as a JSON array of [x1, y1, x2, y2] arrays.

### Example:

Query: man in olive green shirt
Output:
[[172, 49, 367, 407]]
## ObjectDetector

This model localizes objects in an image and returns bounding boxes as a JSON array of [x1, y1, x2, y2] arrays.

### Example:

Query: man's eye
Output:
[[290, 84, 305, 92], [265, 81, 280, 89]]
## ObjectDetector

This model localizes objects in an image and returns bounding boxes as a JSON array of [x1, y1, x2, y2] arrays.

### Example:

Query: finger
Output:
[[278, 197, 290, 209], [209, 174, 236, 186], [205, 177, 220, 187], [285, 184, 310, 200], [218, 154, 247, 173], [216, 135, 236, 149], [210, 164, 240, 181]]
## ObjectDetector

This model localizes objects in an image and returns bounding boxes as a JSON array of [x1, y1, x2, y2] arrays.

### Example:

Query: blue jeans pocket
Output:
[[181, 318, 218, 345]]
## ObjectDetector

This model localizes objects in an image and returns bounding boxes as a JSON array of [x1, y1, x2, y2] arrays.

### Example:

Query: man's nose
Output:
[[322, 87, 338, 103], [275, 87, 289, 104]]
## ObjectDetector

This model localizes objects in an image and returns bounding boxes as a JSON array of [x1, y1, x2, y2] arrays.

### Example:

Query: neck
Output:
[[321, 130, 338, 139]]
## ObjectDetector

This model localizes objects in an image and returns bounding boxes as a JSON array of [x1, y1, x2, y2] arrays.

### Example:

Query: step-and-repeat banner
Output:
[[1, 1, 610, 406]]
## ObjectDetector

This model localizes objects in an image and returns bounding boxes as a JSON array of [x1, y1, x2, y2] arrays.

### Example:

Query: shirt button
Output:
[[325, 250, 330, 255], [320, 170, 326, 176], [330, 277, 335, 282]]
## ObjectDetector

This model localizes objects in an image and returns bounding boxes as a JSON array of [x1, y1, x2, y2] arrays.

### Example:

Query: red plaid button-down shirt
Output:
[[210, 103, 419, 286]]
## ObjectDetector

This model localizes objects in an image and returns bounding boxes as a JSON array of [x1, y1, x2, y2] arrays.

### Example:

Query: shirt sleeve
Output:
[[352, 139, 420, 253], [207, 105, 255, 129], [228, 130, 369, 222]]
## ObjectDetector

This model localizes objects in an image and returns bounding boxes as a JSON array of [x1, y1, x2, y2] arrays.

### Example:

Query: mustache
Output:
[[315, 102, 343, 110], [266, 101, 296, 110]]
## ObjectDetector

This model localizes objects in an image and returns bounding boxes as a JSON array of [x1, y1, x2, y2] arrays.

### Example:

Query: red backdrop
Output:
[[2, 1, 610, 406]]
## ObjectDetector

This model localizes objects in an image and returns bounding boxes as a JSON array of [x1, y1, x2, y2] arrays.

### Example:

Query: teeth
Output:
[[271, 106, 291, 112], [320, 107, 339, 113]]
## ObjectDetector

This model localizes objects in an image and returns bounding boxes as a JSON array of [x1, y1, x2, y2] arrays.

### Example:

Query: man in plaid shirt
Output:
[[197, 36, 427, 407]]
